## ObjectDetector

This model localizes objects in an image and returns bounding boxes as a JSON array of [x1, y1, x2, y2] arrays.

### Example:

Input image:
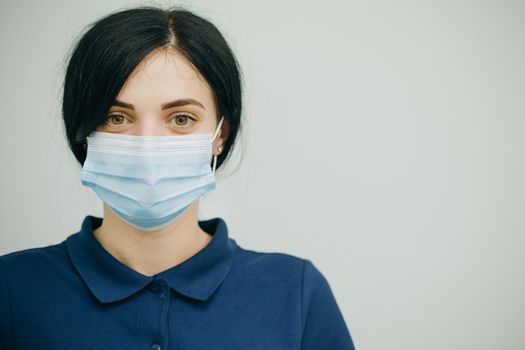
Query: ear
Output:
[[213, 118, 230, 156]]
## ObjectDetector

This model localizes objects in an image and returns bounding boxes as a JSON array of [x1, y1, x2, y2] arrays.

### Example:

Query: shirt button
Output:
[[150, 344, 161, 350], [149, 282, 161, 294]]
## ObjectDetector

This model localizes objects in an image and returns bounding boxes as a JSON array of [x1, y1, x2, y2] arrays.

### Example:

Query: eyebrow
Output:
[[112, 98, 206, 110]]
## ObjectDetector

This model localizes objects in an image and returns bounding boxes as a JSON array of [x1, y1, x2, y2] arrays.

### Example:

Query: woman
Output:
[[0, 6, 355, 349]]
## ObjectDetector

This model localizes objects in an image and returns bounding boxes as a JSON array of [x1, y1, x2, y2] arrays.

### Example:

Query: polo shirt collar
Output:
[[66, 215, 237, 304]]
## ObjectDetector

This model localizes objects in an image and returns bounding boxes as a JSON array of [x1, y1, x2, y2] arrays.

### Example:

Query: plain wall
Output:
[[1, 0, 524, 349]]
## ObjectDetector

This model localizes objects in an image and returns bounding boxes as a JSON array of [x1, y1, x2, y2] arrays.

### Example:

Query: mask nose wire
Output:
[[211, 116, 225, 174]]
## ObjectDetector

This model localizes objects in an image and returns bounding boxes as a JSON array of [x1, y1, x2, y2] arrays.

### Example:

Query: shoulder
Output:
[[231, 244, 327, 287], [233, 245, 305, 274], [0, 242, 70, 346], [231, 245, 341, 308], [0, 241, 71, 281], [0, 241, 68, 264]]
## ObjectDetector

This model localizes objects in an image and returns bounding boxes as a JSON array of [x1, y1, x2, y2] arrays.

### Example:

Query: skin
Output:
[[91, 46, 229, 277]]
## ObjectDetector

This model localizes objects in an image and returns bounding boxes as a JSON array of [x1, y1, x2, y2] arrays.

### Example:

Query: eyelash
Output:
[[104, 114, 129, 127], [169, 113, 197, 129], [104, 113, 197, 129]]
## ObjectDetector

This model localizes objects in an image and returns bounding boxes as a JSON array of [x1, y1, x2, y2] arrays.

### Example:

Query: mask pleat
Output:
[[80, 123, 223, 230]]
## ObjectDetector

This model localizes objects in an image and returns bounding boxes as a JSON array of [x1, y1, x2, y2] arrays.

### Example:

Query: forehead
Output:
[[116, 48, 214, 106]]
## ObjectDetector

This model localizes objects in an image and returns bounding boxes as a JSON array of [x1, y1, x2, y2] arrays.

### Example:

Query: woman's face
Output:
[[96, 48, 226, 147]]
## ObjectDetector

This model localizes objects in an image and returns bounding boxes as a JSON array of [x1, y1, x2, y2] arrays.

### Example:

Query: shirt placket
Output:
[[139, 277, 171, 350]]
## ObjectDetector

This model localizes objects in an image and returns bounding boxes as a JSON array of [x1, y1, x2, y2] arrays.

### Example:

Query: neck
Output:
[[93, 200, 213, 277]]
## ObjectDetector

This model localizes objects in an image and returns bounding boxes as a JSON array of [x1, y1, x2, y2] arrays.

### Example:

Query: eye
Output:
[[170, 113, 197, 129], [104, 114, 129, 127]]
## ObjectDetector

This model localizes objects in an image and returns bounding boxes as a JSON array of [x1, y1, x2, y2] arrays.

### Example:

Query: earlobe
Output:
[[212, 144, 224, 156], [212, 116, 229, 156]]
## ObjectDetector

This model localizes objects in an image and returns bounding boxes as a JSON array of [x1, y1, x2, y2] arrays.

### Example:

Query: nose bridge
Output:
[[132, 114, 171, 136]]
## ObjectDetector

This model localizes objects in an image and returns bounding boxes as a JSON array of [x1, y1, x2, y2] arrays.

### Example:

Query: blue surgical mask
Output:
[[80, 117, 224, 231]]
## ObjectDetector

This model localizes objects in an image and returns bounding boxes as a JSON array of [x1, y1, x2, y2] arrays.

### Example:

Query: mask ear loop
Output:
[[211, 116, 225, 174]]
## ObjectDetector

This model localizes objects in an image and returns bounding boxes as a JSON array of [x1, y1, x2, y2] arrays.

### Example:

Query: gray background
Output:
[[1, 0, 524, 349]]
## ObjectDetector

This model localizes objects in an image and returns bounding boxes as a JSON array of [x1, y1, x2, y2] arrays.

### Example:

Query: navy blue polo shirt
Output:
[[0, 215, 355, 349]]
